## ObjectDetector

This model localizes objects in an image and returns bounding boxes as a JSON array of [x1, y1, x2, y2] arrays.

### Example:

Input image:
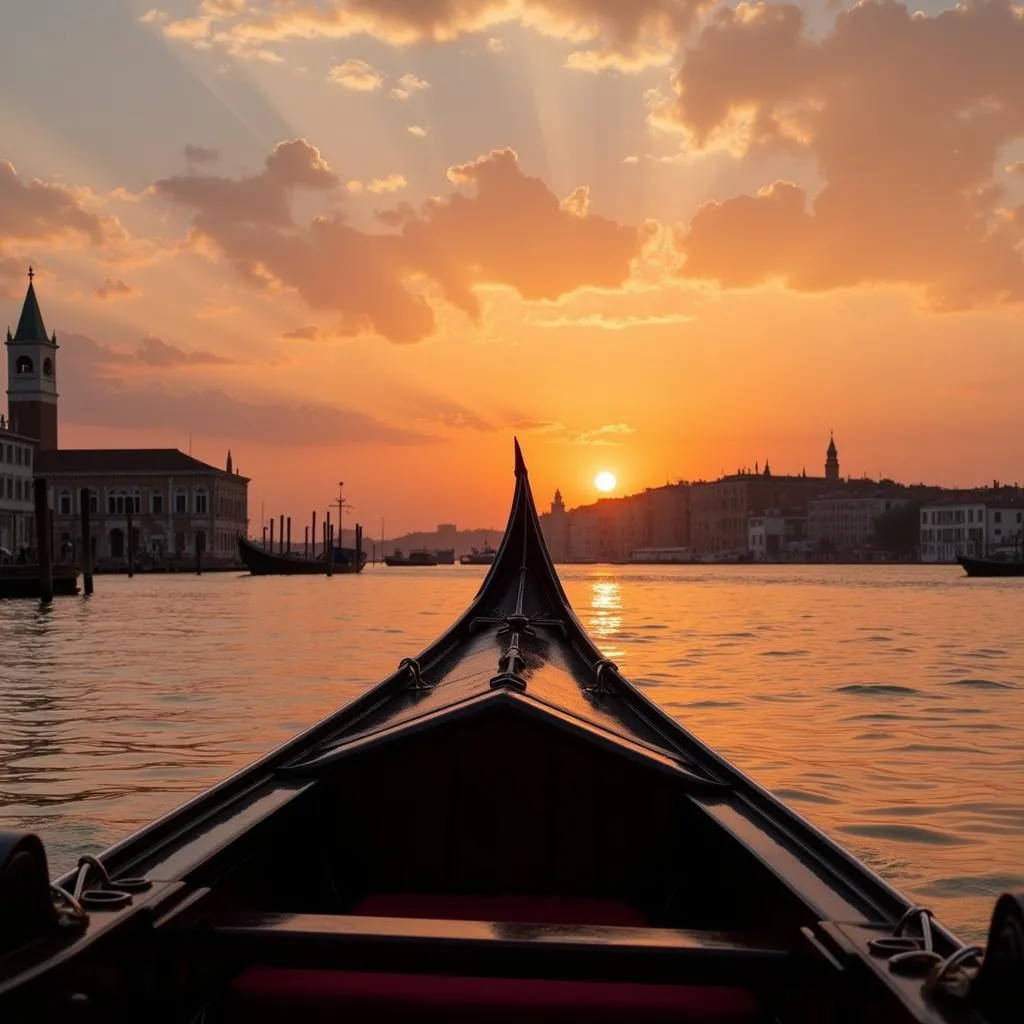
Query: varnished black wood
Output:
[[200, 911, 791, 986]]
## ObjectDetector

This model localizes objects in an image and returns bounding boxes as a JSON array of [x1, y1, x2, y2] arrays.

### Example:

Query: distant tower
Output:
[[545, 489, 568, 562], [6, 268, 59, 449], [226, 449, 233, 474], [825, 433, 839, 481], [552, 489, 565, 515]]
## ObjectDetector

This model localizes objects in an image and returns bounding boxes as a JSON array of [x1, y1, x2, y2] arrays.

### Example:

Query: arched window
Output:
[[43, 357, 53, 377], [58, 489, 72, 516], [15, 356, 33, 375], [194, 488, 208, 515], [107, 488, 141, 515], [174, 489, 188, 514]]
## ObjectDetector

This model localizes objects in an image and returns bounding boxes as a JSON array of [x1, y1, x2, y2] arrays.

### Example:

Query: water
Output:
[[1, 564, 1022, 942]]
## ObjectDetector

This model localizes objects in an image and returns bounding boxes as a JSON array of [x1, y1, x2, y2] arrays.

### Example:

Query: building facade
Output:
[[747, 509, 808, 560], [0, 417, 36, 557], [38, 449, 249, 566], [807, 494, 908, 553], [5, 269, 249, 567], [539, 483, 690, 562], [919, 501, 1024, 563]]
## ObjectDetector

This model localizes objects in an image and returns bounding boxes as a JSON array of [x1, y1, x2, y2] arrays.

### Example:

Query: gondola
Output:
[[1, 440, 1020, 1023], [956, 553, 1024, 577], [238, 529, 365, 576]]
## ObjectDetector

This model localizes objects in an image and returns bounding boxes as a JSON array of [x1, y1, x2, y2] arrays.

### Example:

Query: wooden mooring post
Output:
[[269, 518, 275, 552], [311, 511, 317, 558], [33, 478, 53, 604], [325, 512, 333, 577], [126, 511, 135, 578], [79, 487, 94, 596], [286, 516, 292, 554], [279, 515, 284, 554], [304, 526, 309, 558]]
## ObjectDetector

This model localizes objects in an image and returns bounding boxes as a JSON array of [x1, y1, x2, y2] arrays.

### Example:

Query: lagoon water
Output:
[[1, 563, 1022, 942]]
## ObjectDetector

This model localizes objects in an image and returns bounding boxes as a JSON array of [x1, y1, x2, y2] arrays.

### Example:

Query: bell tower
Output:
[[5, 267, 59, 449], [825, 432, 839, 481]]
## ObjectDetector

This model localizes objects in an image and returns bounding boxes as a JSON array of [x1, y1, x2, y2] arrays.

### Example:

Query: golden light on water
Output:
[[594, 471, 617, 492]]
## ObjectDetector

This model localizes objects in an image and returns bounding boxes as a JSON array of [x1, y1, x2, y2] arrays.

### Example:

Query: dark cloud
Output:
[[184, 144, 221, 163], [136, 334, 233, 366], [56, 332, 432, 446], [153, 142, 641, 343], [672, 1, 1024, 309], [95, 277, 139, 301]]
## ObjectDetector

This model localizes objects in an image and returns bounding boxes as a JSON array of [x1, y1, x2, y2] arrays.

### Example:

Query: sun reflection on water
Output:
[[587, 578, 624, 660]]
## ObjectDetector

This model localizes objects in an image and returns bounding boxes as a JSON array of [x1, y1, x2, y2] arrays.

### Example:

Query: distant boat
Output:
[[957, 553, 1024, 577], [434, 548, 456, 565], [384, 548, 438, 567], [459, 543, 496, 565], [238, 533, 365, 576]]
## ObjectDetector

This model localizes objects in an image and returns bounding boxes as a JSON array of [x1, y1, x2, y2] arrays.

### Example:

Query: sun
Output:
[[594, 471, 617, 493]]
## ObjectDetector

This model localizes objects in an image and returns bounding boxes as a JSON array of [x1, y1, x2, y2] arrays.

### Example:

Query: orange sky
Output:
[[2, 1, 1024, 534]]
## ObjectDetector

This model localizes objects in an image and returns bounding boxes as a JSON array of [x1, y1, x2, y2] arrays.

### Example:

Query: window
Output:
[[15, 447, 21, 466], [995, 511, 1002, 523], [4, 444, 10, 463], [174, 490, 187, 514], [194, 489, 208, 515], [43, 357, 53, 377], [107, 489, 141, 515], [23, 448, 30, 468], [152, 493, 164, 515], [87, 490, 98, 514], [59, 490, 72, 516], [15, 356, 33, 374]]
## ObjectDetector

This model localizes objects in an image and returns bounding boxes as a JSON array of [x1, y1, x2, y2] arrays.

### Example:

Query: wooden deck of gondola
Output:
[[197, 911, 792, 986]]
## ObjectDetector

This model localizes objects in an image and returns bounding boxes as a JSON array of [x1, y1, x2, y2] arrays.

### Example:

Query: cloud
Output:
[[136, 334, 234, 366], [152, 141, 642, 344], [529, 311, 693, 329], [486, 36, 505, 53], [531, 421, 635, 446], [153, 138, 338, 230], [348, 174, 408, 195], [184, 144, 221, 163], [95, 277, 140, 301], [282, 324, 342, 341], [328, 57, 382, 90], [390, 72, 430, 99], [671, 1, 1024, 310], [0, 159, 111, 248], [58, 331, 431, 446], [407, 124, 428, 137], [143, 0, 704, 70]]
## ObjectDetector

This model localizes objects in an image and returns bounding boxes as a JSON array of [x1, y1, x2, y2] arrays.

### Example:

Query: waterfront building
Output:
[[539, 482, 690, 562], [4, 269, 249, 567], [747, 509, 808, 560], [919, 498, 1024, 563], [0, 417, 36, 556], [807, 494, 908, 554]]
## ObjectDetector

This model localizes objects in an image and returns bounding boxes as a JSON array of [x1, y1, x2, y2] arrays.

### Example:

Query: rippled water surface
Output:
[[1, 564, 1022, 941]]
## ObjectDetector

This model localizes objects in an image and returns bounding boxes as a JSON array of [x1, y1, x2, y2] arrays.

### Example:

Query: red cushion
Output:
[[230, 968, 759, 1022], [351, 892, 649, 927]]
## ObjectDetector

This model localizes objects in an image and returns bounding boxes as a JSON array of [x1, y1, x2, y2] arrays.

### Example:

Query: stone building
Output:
[[4, 268, 249, 567], [807, 494, 908, 554], [0, 416, 36, 556]]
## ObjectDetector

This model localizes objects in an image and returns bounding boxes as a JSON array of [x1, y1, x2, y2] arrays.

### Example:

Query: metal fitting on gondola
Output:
[[399, 657, 430, 690]]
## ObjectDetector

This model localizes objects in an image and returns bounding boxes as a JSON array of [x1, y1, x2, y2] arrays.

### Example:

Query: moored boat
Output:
[[957, 553, 1024, 577], [1, 440, 1021, 1023], [0, 563, 80, 598], [459, 542, 496, 565], [238, 529, 365, 576], [384, 548, 438, 567]]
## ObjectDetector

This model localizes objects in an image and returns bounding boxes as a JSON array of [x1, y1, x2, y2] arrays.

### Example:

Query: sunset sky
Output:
[[2, 0, 1024, 535]]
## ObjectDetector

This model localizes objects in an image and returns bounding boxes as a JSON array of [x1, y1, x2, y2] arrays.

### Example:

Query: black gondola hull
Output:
[[238, 535, 364, 575], [957, 554, 1024, 577]]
